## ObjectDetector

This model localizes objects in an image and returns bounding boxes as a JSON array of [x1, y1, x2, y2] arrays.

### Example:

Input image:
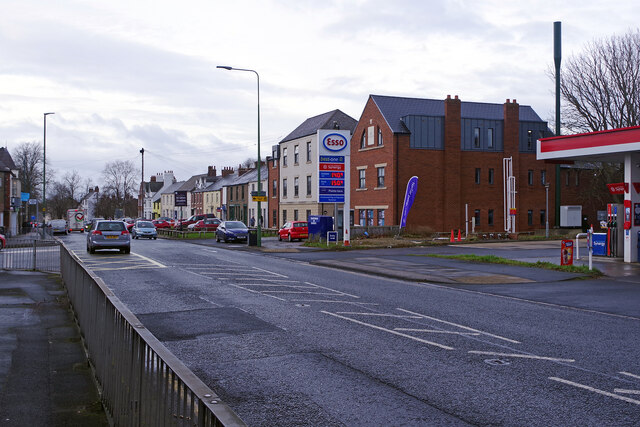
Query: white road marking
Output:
[[228, 283, 287, 301], [549, 377, 640, 405], [198, 296, 221, 306], [238, 284, 316, 288], [614, 389, 640, 395], [469, 351, 574, 362], [321, 311, 454, 350], [252, 266, 288, 278], [131, 252, 166, 268], [290, 300, 379, 305], [397, 308, 520, 344], [336, 312, 422, 319], [396, 328, 480, 335], [620, 371, 640, 380], [305, 282, 360, 298]]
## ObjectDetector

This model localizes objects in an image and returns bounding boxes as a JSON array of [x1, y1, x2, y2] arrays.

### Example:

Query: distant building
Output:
[[0, 147, 20, 235], [80, 186, 100, 220]]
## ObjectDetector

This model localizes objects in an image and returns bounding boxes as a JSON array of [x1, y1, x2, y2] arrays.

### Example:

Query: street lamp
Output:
[[545, 182, 550, 238], [217, 65, 262, 246], [43, 112, 55, 223]]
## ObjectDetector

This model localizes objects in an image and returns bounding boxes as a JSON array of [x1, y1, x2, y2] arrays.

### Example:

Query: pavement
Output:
[[1, 237, 638, 425]]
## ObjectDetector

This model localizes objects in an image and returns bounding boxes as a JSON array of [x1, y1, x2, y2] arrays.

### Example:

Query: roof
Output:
[[370, 95, 546, 134], [144, 181, 164, 194], [0, 147, 17, 171], [160, 181, 185, 195], [177, 173, 207, 192], [280, 109, 358, 143]]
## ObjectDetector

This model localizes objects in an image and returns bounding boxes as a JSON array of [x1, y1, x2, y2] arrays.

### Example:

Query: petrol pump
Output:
[[606, 203, 624, 257]]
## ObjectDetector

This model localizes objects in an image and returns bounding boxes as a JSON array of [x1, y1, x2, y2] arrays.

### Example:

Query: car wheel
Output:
[[153, 237, 157, 240], [124, 248, 130, 254], [89, 247, 95, 254], [278, 234, 282, 241], [216, 234, 220, 242], [86, 245, 90, 253], [288, 233, 292, 242], [223, 235, 228, 243]]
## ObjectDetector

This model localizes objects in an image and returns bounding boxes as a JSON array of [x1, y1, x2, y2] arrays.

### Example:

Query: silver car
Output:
[[132, 220, 158, 239], [86, 220, 131, 254], [49, 219, 69, 235]]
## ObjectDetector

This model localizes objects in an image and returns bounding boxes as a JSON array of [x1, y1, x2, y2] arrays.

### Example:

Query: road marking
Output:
[[290, 300, 379, 305], [620, 371, 640, 380], [396, 328, 480, 335], [131, 252, 166, 268], [306, 282, 360, 299], [614, 389, 640, 395], [397, 308, 520, 344], [321, 311, 454, 350], [336, 312, 422, 319], [549, 377, 640, 405], [469, 351, 575, 362], [253, 266, 288, 278], [239, 284, 316, 288]]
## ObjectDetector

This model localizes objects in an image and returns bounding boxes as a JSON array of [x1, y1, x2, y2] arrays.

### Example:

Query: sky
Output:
[[1, 0, 638, 190]]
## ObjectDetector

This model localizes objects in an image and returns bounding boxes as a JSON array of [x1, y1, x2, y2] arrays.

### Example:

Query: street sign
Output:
[[175, 191, 187, 207], [252, 196, 268, 202], [28, 199, 38, 205]]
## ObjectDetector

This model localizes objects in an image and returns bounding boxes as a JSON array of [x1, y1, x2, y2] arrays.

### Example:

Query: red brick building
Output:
[[350, 95, 557, 233], [267, 147, 280, 228]]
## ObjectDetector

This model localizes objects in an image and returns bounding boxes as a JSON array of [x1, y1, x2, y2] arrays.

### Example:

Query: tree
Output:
[[12, 141, 45, 199], [560, 29, 640, 133], [101, 160, 139, 217]]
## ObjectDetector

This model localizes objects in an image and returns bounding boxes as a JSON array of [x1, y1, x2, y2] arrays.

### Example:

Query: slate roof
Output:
[[177, 174, 207, 192], [370, 95, 546, 134], [160, 181, 185, 195], [0, 147, 17, 172], [225, 166, 268, 187], [280, 109, 358, 143]]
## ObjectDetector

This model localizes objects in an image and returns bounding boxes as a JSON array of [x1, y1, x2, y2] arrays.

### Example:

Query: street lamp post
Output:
[[43, 112, 55, 223], [140, 148, 145, 218], [217, 65, 262, 246], [545, 183, 550, 238]]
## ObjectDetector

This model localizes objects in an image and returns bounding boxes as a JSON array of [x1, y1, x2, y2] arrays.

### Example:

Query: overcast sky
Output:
[[1, 0, 638, 188]]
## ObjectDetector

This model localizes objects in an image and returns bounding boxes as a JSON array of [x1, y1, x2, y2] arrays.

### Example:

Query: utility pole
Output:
[[140, 148, 145, 218]]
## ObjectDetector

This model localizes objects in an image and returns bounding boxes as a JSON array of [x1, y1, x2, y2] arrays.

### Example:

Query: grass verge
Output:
[[422, 254, 602, 278]]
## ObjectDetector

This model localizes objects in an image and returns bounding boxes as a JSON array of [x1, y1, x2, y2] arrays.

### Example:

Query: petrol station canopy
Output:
[[537, 126, 640, 162]]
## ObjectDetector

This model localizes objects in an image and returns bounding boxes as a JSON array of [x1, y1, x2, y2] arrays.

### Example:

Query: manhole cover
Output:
[[484, 358, 510, 366]]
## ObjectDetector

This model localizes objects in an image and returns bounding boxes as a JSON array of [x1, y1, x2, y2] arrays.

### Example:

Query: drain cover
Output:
[[484, 358, 510, 366]]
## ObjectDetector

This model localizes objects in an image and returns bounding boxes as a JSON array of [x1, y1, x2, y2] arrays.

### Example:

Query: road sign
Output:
[[252, 196, 268, 202]]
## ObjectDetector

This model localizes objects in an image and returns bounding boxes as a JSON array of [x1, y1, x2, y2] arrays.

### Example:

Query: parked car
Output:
[[215, 221, 248, 243], [86, 220, 131, 254], [0, 233, 5, 250], [278, 221, 309, 242], [152, 219, 172, 229], [178, 213, 217, 228], [49, 219, 69, 235], [131, 220, 158, 240], [190, 218, 221, 231]]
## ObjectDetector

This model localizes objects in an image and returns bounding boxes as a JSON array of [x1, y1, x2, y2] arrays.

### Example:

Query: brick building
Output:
[[350, 95, 556, 233]]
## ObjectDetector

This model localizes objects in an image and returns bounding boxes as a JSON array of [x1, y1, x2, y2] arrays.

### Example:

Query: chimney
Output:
[[221, 166, 234, 177], [208, 166, 217, 177], [95, 186, 99, 193], [150, 175, 156, 182]]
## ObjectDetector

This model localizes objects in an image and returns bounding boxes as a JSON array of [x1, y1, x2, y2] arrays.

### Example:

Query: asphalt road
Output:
[[61, 233, 640, 426]]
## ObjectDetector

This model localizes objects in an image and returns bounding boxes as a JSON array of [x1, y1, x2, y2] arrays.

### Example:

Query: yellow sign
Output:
[[252, 196, 268, 202]]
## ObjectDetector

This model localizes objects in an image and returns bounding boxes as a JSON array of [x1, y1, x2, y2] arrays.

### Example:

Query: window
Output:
[[540, 209, 546, 225], [475, 168, 481, 184], [474, 128, 481, 148], [306, 210, 311, 221], [528, 170, 534, 186], [282, 209, 287, 223], [306, 141, 311, 162], [272, 179, 277, 197], [359, 210, 366, 225], [282, 179, 287, 197], [360, 131, 366, 149], [294, 177, 299, 197], [487, 128, 494, 148], [488, 209, 494, 226], [575, 171, 580, 186], [294, 209, 299, 221], [367, 209, 374, 226], [377, 167, 385, 187], [488, 168, 494, 185], [294, 145, 299, 164], [541, 170, 547, 185], [359, 170, 366, 189], [527, 130, 533, 150], [474, 209, 480, 226], [565, 170, 570, 186], [230, 188, 233, 201], [306, 175, 312, 196], [377, 209, 385, 226], [378, 128, 383, 146], [241, 186, 244, 199], [273, 210, 277, 226], [528, 209, 533, 226], [272, 157, 277, 168], [283, 148, 288, 166]]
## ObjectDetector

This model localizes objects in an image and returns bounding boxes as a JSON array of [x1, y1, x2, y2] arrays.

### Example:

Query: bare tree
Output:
[[560, 29, 640, 133], [63, 170, 84, 203], [12, 141, 45, 199], [102, 160, 139, 216]]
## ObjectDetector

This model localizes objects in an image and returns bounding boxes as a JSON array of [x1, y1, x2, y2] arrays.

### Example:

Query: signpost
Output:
[[251, 191, 267, 202]]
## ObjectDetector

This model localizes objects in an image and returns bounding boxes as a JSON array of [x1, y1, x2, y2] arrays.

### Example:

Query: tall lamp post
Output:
[[43, 112, 55, 223], [140, 148, 145, 218], [545, 182, 550, 238], [217, 65, 262, 247]]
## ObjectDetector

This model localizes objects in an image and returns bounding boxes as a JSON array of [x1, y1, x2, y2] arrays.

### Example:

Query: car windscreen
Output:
[[294, 222, 308, 227], [97, 222, 126, 231], [137, 221, 154, 228], [225, 221, 247, 229]]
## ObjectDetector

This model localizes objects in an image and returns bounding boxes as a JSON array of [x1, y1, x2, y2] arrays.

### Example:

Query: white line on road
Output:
[[252, 266, 289, 278], [237, 284, 316, 288], [336, 312, 422, 319], [549, 377, 640, 405], [305, 282, 360, 298], [620, 371, 640, 380], [290, 300, 379, 305], [397, 308, 520, 344], [469, 351, 575, 362], [396, 329, 480, 335], [614, 389, 640, 395], [321, 311, 454, 350], [131, 252, 166, 268]]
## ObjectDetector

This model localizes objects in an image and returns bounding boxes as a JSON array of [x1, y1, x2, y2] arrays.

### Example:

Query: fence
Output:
[[59, 242, 245, 426], [0, 235, 60, 272]]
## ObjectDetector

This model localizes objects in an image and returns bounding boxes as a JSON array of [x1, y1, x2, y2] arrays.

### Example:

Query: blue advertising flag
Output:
[[400, 176, 418, 228]]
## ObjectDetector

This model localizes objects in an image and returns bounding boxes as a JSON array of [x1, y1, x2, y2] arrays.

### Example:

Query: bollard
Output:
[[32, 239, 37, 270]]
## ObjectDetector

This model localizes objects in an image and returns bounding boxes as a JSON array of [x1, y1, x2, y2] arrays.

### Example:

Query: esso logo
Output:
[[322, 133, 348, 152]]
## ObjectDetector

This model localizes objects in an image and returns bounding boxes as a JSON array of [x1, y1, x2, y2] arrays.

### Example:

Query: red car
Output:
[[0, 233, 5, 250], [191, 218, 221, 231], [278, 221, 308, 242], [152, 220, 172, 229]]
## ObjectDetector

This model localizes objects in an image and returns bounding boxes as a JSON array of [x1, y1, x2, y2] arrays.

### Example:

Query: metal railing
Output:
[[1, 235, 60, 272], [59, 243, 245, 426]]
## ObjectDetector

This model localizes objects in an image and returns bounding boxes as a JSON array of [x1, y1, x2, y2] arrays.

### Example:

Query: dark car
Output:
[[278, 221, 309, 242], [215, 221, 248, 243], [86, 220, 131, 254]]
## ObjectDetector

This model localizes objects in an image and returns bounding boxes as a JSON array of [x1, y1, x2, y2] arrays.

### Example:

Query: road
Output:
[[61, 233, 640, 426]]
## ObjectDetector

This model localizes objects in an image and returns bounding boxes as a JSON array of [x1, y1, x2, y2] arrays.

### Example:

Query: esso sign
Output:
[[322, 133, 348, 152]]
